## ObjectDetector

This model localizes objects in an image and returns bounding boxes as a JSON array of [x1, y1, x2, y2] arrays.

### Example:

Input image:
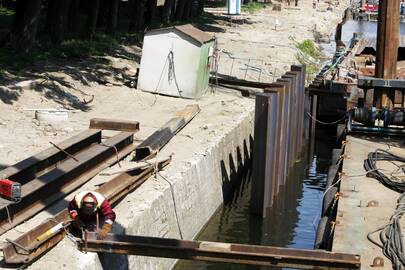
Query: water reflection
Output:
[[175, 130, 336, 270]]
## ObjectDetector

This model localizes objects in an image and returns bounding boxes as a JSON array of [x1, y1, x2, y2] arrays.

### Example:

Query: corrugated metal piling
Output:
[[251, 65, 307, 218]]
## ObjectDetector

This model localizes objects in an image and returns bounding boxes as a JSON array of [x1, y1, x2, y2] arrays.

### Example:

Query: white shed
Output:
[[137, 24, 215, 99]]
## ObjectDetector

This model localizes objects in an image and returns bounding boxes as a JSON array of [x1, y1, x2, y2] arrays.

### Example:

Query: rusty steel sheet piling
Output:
[[2, 158, 171, 264], [264, 85, 286, 192], [278, 77, 295, 169], [291, 65, 307, 154], [79, 232, 361, 270], [285, 71, 301, 164], [0, 132, 135, 235], [251, 93, 279, 217]]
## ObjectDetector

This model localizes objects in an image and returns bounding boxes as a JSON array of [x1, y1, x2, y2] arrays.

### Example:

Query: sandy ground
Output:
[[0, 0, 350, 268]]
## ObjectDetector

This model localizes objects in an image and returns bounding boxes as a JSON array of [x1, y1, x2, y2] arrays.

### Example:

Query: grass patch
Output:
[[295, 39, 319, 59], [295, 39, 321, 81], [242, 2, 268, 13]]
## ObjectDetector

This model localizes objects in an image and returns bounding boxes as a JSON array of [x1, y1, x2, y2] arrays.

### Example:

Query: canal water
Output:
[[175, 129, 337, 270], [176, 18, 402, 270]]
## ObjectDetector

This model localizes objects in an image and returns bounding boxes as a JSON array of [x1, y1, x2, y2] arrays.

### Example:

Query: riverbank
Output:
[[0, 1, 351, 269]]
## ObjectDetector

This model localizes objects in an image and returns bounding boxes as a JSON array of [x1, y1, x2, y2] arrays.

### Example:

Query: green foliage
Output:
[[242, 2, 268, 13], [295, 39, 319, 59], [295, 39, 320, 81], [0, 7, 14, 28]]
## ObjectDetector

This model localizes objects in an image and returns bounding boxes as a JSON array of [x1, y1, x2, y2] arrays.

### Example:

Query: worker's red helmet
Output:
[[81, 193, 97, 215]]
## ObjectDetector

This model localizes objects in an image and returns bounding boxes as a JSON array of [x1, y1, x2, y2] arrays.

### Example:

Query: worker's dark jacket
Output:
[[68, 191, 116, 227]]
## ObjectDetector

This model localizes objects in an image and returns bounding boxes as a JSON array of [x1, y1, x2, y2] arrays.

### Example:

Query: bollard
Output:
[[251, 93, 279, 218]]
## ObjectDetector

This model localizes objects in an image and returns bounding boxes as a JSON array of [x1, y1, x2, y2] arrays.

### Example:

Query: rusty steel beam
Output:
[[0, 132, 134, 235], [79, 232, 361, 270], [135, 105, 200, 160], [3, 158, 171, 264], [89, 118, 140, 132], [0, 129, 102, 184]]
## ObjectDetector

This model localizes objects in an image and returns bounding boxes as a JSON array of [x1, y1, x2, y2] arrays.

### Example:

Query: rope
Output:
[[306, 112, 347, 125], [99, 143, 122, 168], [145, 153, 184, 239]]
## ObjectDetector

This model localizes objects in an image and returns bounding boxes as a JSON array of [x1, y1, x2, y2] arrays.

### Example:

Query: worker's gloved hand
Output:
[[98, 223, 112, 240]]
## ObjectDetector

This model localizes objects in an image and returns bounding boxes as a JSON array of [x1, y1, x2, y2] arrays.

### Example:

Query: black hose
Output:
[[364, 149, 405, 193], [364, 149, 405, 270]]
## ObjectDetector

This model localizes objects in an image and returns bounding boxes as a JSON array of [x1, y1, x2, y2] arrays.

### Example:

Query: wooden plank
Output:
[[89, 118, 140, 132], [0, 130, 102, 184]]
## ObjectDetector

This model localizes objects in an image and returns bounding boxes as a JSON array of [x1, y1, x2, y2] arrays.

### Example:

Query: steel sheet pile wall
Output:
[[251, 65, 308, 218]]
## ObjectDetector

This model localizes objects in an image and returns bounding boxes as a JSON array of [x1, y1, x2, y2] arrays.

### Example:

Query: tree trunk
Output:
[[162, 0, 174, 24], [197, 0, 205, 15], [175, 0, 186, 21], [106, 0, 119, 36], [46, 0, 71, 44], [129, 0, 148, 32], [87, 0, 100, 39], [68, 0, 80, 33], [191, 0, 199, 17], [182, 0, 192, 20], [11, 0, 42, 54], [145, 0, 157, 28]]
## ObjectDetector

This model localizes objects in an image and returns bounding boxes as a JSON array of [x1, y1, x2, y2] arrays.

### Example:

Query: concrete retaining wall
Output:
[[110, 107, 254, 270], [27, 101, 255, 270]]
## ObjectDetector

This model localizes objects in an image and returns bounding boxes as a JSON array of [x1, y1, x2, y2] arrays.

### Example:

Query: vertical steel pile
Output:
[[251, 65, 307, 218]]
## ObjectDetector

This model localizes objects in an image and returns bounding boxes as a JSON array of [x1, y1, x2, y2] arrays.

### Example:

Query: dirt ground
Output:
[[0, 0, 349, 167], [0, 0, 349, 268]]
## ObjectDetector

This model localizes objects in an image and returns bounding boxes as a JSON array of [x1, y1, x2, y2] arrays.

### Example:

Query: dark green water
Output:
[[175, 130, 336, 270]]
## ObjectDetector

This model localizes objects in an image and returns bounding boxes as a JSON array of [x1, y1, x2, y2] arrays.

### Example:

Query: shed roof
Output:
[[146, 24, 215, 46]]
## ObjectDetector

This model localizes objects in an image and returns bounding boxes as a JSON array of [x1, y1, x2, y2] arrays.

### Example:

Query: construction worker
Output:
[[68, 191, 116, 239]]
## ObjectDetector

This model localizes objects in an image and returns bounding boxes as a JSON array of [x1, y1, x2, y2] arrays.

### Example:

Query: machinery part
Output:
[[352, 107, 377, 127], [3, 158, 171, 264], [349, 106, 405, 134], [79, 232, 361, 270], [0, 179, 21, 201]]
